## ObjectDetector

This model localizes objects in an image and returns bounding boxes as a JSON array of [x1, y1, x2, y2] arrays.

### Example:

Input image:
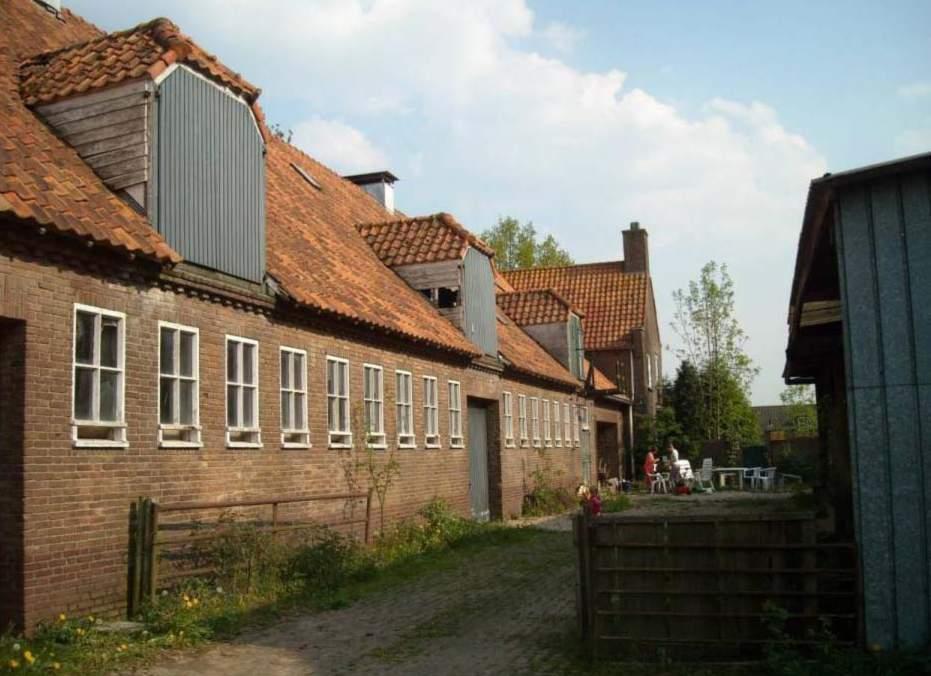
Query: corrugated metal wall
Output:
[[155, 67, 265, 282], [834, 168, 931, 649], [462, 247, 498, 356], [568, 314, 583, 379]]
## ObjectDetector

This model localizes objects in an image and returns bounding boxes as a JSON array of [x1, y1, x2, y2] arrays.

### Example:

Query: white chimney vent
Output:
[[344, 171, 398, 214]]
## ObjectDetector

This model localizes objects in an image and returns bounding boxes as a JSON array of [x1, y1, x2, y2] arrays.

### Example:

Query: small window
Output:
[[531, 397, 541, 447], [554, 400, 562, 447], [503, 392, 514, 447], [72, 304, 127, 447], [543, 399, 552, 447], [448, 380, 463, 447], [564, 402, 572, 443], [396, 370, 415, 448], [423, 376, 440, 448], [647, 353, 653, 390], [159, 322, 201, 447], [280, 347, 309, 447], [327, 356, 351, 448], [437, 287, 460, 308], [518, 394, 528, 446], [580, 404, 590, 431], [363, 364, 386, 448], [573, 404, 581, 446], [226, 336, 260, 447]]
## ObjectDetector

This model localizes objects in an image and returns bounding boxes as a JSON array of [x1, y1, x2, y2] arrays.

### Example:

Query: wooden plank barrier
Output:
[[127, 489, 373, 617], [573, 511, 858, 661]]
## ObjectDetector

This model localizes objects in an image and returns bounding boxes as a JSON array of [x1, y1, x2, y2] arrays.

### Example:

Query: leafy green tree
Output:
[[668, 360, 703, 456], [779, 385, 818, 436], [481, 216, 573, 270], [670, 262, 760, 447]]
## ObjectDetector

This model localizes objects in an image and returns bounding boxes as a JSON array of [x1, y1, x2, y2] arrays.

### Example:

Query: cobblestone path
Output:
[[141, 528, 579, 676]]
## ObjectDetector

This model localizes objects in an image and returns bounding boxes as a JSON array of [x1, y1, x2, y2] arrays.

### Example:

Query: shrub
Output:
[[522, 465, 574, 517], [600, 494, 631, 513]]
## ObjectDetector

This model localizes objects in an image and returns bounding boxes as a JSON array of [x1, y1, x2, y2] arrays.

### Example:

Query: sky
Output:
[[67, 0, 931, 404]]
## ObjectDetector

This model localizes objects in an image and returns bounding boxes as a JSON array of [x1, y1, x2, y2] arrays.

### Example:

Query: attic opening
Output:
[[420, 287, 460, 309]]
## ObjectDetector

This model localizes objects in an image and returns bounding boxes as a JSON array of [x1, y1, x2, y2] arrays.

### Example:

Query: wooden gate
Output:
[[574, 511, 859, 660]]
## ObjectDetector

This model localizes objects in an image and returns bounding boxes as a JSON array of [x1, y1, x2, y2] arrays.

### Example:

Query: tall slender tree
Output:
[[671, 262, 760, 446]]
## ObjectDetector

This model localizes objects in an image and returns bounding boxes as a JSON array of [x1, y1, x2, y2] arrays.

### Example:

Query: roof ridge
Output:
[[19, 17, 171, 67], [503, 259, 625, 274]]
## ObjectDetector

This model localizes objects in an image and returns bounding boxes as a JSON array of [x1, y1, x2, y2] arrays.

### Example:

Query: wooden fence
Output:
[[127, 490, 372, 617], [573, 511, 859, 660]]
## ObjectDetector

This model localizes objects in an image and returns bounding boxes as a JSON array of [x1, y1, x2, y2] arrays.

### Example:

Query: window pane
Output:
[[338, 398, 348, 431], [338, 362, 348, 396], [227, 342, 238, 383], [180, 380, 195, 425], [99, 370, 119, 421], [75, 311, 95, 364], [74, 367, 94, 419], [280, 352, 290, 390], [242, 344, 255, 385], [160, 376, 175, 424], [328, 396, 338, 432], [281, 391, 291, 430], [294, 393, 305, 429], [160, 328, 175, 375], [227, 385, 238, 426], [293, 354, 304, 391], [100, 316, 120, 368], [180, 331, 195, 377], [243, 386, 256, 427]]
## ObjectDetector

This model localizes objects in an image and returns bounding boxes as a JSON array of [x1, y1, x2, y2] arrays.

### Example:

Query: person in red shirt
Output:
[[643, 447, 658, 489], [589, 487, 602, 516]]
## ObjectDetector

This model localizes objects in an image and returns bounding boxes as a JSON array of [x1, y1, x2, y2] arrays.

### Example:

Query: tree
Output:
[[779, 385, 818, 436], [481, 216, 573, 270], [666, 360, 703, 456], [670, 262, 760, 447]]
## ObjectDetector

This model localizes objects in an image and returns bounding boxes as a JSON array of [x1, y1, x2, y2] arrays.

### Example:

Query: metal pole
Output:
[[364, 488, 374, 545]]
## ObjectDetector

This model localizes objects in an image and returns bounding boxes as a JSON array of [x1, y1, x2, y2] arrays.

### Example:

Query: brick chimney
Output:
[[622, 221, 649, 274]]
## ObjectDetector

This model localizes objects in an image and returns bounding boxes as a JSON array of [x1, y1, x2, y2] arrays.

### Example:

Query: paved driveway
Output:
[[140, 527, 577, 676]]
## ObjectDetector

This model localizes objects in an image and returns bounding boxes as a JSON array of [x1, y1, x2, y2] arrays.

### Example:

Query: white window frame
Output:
[[518, 394, 528, 446], [225, 335, 261, 448], [543, 399, 552, 447], [280, 347, 309, 448], [647, 353, 653, 390], [71, 304, 127, 447], [423, 375, 440, 448], [564, 402, 572, 443], [363, 363, 386, 448], [554, 400, 562, 447], [503, 391, 514, 447], [326, 356, 352, 448], [158, 321, 201, 448], [396, 370, 415, 448], [573, 403, 581, 447], [448, 380, 464, 448], [531, 397, 541, 448], [581, 403, 590, 431]]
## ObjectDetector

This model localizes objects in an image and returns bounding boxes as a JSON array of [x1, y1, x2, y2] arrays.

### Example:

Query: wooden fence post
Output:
[[127, 498, 141, 618], [147, 500, 160, 604], [364, 488, 374, 545]]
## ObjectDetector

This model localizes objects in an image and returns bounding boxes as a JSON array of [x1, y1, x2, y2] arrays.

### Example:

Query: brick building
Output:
[[0, 0, 639, 628]]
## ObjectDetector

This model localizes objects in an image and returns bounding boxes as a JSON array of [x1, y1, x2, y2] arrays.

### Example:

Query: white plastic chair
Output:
[[743, 467, 761, 490], [649, 472, 669, 494], [695, 458, 714, 491], [756, 467, 777, 491], [675, 459, 694, 482]]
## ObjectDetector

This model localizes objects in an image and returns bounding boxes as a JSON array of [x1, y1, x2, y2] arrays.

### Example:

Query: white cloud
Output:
[[540, 21, 585, 53], [68, 0, 829, 403], [897, 81, 931, 101], [895, 124, 931, 155], [291, 117, 388, 174]]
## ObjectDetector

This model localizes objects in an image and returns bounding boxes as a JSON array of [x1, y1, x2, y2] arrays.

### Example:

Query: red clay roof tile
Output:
[[496, 288, 583, 326], [503, 262, 648, 350], [357, 213, 496, 267]]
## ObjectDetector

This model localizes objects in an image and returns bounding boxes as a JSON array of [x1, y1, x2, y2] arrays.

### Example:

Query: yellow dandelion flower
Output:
[[76, 627, 85, 636], [192, 598, 200, 606], [178, 630, 184, 637], [121, 644, 128, 651], [8, 658, 19, 669], [53, 663, 61, 671], [88, 615, 94, 622], [182, 594, 190, 602], [23, 651, 34, 665]]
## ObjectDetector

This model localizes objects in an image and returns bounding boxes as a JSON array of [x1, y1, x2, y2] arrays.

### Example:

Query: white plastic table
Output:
[[712, 467, 749, 490]]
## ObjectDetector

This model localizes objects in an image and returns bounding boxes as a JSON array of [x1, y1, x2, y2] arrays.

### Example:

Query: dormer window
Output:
[[421, 287, 461, 309]]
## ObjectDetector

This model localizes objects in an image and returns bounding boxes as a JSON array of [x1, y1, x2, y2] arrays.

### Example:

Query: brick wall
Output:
[[0, 319, 26, 628], [0, 238, 619, 627]]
